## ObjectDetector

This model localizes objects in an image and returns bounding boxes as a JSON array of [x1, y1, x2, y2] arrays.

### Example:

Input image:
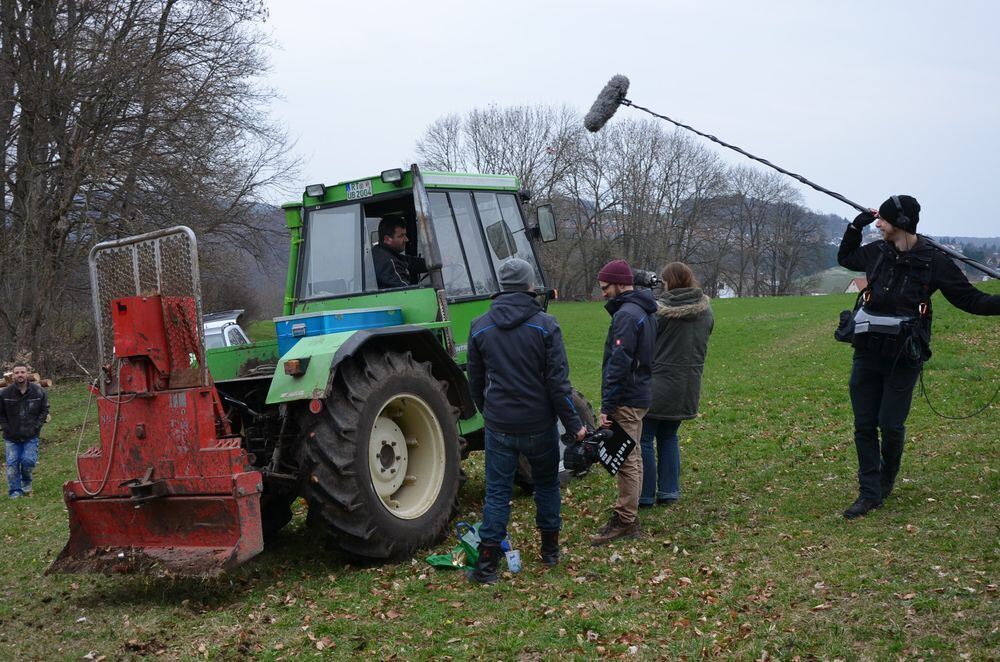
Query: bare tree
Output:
[[0, 0, 297, 369], [415, 114, 463, 172]]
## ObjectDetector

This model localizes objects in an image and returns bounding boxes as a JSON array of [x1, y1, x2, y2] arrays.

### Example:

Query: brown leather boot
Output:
[[590, 512, 641, 546]]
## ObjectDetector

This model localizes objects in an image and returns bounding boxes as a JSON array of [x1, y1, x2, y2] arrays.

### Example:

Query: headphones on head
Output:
[[891, 195, 917, 233]]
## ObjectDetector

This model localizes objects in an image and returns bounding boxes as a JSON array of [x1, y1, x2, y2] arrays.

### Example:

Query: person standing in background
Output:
[[591, 260, 657, 546], [639, 262, 714, 509], [1, 363, 50, 498]]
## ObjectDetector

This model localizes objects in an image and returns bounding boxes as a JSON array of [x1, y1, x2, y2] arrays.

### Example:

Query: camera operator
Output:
[[591, 260, 657, 546], [838, 195, 1000, 519], [466, 258, 586, 584]]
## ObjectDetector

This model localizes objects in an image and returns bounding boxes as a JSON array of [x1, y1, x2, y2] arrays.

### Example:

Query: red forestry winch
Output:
[[48, 230, 264, 576]]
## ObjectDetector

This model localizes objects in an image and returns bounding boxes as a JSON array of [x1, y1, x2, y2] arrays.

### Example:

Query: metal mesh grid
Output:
[[89, 227, 206, 389]]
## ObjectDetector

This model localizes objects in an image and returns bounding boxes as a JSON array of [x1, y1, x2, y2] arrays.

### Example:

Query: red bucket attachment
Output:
[[47, 472, 263, 577]]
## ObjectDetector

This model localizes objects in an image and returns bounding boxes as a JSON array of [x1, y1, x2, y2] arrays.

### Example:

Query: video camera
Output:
[[631, 268, 661, 290], [561, 428, 615, 475]]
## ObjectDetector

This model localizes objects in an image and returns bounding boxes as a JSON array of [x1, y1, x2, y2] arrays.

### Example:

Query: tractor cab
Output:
[[292, 166, 555, 314]]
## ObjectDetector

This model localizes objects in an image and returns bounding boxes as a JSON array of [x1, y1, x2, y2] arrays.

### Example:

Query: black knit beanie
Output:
[[877, 195, 920, 232]]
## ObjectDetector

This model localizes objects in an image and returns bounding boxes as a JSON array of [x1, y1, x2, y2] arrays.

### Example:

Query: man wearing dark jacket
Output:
[[466, 258, 586, 583], [591, 260, 657, 545], [372, 217, 428, 289], [838, 195, 1000, 519], [1, 363, 50, 498]]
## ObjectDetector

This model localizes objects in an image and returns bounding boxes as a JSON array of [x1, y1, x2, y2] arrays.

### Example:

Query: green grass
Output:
[[2, 283, 997, 659], [808, 266, 858, 294], [246, 319, 277, 341]]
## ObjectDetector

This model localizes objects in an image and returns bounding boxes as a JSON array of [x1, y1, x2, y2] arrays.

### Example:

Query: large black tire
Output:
[[515, 388, 597, 491], [297, 349, 461, 559]]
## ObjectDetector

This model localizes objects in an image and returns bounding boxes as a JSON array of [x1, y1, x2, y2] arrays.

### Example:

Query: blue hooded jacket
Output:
[[601, 288, 657, 414], [467, 293, 583, 435]]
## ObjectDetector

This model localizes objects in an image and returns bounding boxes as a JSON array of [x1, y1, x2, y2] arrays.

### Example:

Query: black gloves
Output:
[[852, 211, 876, 230]]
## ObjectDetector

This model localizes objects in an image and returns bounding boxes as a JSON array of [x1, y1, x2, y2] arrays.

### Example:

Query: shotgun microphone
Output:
[[580, 75, 999, 278], [583, 75, 630, 132]]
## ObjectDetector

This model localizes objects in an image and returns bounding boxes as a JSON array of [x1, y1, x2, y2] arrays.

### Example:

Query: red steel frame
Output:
[[49, 295, 264, 576]]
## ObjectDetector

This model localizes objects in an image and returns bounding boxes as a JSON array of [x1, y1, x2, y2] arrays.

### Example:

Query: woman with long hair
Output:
[[639, 262, 714, 508]]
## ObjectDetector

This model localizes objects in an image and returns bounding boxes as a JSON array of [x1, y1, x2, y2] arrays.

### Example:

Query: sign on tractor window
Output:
[[346, 180, 373, 200]]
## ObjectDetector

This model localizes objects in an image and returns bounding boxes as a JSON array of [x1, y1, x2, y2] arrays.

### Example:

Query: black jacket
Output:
[[467, 292, 583, 435], [372, 243, 428, 289], [601, 288, 658, 414], [838, 226, 1000, 333], [0, 383, 50, 441]]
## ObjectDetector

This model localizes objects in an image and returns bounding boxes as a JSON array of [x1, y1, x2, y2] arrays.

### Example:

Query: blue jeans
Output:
[[5, 438, 39, 496], [479, 425, 560, 544], [639, 419, 682, 504]]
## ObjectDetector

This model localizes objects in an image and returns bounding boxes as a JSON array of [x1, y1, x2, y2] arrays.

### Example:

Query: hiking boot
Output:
[[466, 541, 501, 585], [843, 497, 883, 520], [591, 512, 641, 546], [539, 529, 560, 566]]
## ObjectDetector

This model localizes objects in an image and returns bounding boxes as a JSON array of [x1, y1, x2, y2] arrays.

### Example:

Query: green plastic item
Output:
[[426, 521, 481, 570]]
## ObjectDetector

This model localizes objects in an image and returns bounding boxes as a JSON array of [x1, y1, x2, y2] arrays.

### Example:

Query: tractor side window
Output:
[[449, 192, 498, 294], [498, 194, 544, 284], [474, 192, 543, 285], [428, 193, 474, 297], [300, 204, 364, 298]]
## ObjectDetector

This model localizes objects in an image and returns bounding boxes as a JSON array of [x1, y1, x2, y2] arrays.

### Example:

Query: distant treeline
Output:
[[416, 105, 847, 299]]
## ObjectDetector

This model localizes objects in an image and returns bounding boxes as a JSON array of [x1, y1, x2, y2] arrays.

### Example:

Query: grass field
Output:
[[1, 285, 997, 659]]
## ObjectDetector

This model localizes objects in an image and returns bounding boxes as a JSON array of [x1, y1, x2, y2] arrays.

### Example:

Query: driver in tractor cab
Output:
[[372, 216, 427, 289]]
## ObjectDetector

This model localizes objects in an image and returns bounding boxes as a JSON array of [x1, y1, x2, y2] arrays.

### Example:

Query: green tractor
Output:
[[204, 165, 591, 561]]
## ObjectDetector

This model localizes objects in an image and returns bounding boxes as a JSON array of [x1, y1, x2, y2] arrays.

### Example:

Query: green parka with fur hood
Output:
[[647, 287, 714, 420]]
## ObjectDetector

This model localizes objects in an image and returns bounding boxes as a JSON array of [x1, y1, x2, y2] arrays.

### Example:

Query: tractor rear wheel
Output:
[[297, 349, 461, 559]]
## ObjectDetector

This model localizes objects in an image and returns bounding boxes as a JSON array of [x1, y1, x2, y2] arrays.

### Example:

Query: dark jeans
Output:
[[479, 425, 560, 544], [639, 418, 682, 504], [848, 349, 921, 501]]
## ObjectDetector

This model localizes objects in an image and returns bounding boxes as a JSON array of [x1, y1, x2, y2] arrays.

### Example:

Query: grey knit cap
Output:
[[498, 258, 534, 292]]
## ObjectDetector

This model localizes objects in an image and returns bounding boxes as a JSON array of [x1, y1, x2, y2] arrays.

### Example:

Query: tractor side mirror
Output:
[[536, 204, 557, 243]]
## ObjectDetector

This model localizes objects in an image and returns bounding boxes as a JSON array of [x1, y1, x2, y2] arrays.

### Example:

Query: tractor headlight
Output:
[[380, 168, 403, 185], [305, 183, 326, 198]]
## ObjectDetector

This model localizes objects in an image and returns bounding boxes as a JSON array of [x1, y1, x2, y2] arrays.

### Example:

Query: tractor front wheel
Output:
[[297, 349, 460, 559]]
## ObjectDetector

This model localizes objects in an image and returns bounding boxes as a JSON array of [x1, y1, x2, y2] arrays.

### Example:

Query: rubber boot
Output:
[[466, 541, 501, 585], [540, 529, 560, 566]]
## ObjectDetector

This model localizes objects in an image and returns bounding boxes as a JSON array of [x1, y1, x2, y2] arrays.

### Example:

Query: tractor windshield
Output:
[[299, 204, 366, 298]]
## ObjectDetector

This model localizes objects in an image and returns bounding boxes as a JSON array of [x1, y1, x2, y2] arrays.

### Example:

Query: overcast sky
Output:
[[263, 0, 999, 238]]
